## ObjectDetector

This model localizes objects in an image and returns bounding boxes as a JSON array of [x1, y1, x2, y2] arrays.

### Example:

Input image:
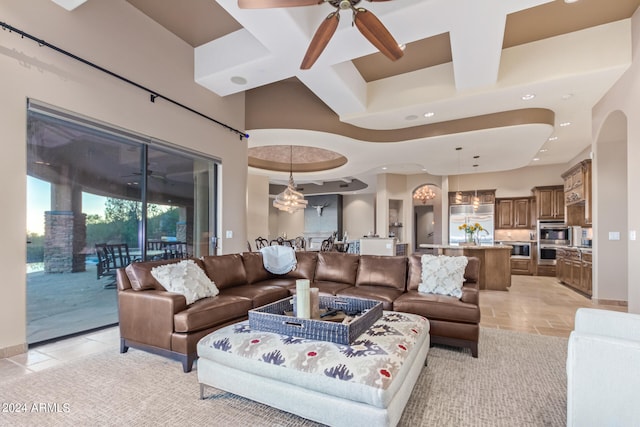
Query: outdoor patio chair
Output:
[[96, 243, 133, 288]]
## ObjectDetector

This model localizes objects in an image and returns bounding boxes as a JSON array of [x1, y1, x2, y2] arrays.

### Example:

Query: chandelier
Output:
[[273, 146, 308, 213], [413, 185, 437, 204]]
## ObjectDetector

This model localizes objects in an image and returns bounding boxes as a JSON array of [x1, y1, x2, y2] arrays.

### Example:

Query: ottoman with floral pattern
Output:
[[197, 311, 430, 427]]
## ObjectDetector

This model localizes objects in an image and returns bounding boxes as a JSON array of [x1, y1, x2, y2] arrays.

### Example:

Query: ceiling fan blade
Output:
[[353, 8, 404, 61], [238, 0, 322, 9], [300, 12, 340, 70]]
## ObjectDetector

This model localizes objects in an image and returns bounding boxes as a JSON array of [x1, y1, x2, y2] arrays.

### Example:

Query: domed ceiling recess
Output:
[[248, 145, 368, 195]]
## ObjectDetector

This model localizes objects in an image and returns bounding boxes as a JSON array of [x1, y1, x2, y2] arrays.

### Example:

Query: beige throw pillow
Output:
[[419, 255, 468, 298], [151, 259, 219, 304]]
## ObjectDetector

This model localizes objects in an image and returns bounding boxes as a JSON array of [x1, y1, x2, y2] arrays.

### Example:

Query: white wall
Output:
[[592, 7, 640, 311], [0, 0, 246, 354], [343, 194, 376, 239], [246, 174, 270, 247]]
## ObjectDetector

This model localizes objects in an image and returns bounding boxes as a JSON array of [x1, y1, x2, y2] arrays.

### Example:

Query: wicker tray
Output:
[[249, 296, 383, 345]]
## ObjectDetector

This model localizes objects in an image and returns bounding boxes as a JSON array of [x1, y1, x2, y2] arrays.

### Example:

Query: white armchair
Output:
[[567, 308, 640, 426]]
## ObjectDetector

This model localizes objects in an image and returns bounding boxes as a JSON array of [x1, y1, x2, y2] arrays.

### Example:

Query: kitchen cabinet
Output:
[[557, 248, 592, 297], [580, 251, 592, 295], [448, 189, 495, 205], [511, 257, 534, 275], [532, 186, 564, 220], [562, 159, 592, 226], [495, 197, 534, 229]]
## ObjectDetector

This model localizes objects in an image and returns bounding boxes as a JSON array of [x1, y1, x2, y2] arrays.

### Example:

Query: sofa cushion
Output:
[[336, 286, 403, 311], [314, 252, 359, 285], [242, 252, 274, 284], [355, 255, 407, 291], [290, 251, 318, 280], [200, 254, 247, 290], [393, 290, 480, 324], [419, 255, 468, 298], [173, 294, 253, 333], [220, 285, 291, 308], [150, 259, 219, 305], [125, 258, 193, 291]]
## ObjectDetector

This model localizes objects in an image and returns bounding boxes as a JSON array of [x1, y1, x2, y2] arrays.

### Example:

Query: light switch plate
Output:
[[609, 231, 620, 241], [630, 230, 637, 241], [225, 230, 233, 238]]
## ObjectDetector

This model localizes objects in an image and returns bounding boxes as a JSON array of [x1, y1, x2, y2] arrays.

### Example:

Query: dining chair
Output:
[[320, 238, 334, 252], [294, 236, 306, 251], [255, 237, 269, 250]]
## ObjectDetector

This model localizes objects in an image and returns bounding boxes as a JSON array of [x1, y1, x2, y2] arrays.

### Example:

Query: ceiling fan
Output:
[[238, 0, 404, 69]]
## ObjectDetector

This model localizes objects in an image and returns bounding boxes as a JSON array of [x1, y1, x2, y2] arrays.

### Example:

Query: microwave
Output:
[[537, 221, 569, 245], [510, 242, 531, 259]]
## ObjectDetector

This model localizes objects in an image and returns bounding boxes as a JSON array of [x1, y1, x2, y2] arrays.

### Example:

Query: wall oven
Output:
[[537, 220, 569, 265]]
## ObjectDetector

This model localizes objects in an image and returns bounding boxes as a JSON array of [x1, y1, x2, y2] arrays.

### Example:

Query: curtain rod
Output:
[[0, 21, 249, 141]]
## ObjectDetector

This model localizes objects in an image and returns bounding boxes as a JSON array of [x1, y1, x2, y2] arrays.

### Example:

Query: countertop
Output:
[[419, 244, 513, 250]]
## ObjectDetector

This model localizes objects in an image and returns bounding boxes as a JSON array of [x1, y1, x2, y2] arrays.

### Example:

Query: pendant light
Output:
[[455, 147, 463, 203], [273, 146, 308, 213]]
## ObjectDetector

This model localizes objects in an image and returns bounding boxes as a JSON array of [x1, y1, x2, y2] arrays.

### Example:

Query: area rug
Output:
[[0, 328, 567, 426]]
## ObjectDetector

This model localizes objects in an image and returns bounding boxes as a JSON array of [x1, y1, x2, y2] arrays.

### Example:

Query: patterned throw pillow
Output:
[[418, 255, 468, 298], [151, 259, 219, 304]]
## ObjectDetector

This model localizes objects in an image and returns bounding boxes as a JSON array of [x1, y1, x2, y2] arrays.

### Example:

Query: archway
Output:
[[412, 184, 442, 252], [594, 110, 628, 304]]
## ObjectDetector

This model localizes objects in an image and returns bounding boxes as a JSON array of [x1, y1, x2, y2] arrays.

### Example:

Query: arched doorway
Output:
[[412, 184, 442, 252], [594, 110, 628, 304]]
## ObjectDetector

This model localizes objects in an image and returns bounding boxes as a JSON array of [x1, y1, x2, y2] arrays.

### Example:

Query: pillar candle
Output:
[[296, 279, 310, 319], [309, 288, 320, 319]]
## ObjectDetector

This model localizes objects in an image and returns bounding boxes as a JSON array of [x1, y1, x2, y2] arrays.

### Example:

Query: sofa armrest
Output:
[[117, 289, 188, 350], [460, 284, 478, 305], [574, 308, 640, 341], [567, 320, 640, 426]]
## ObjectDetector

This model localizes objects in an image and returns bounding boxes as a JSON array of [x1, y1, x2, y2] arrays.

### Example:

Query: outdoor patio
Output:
[[27, 264, 118, 344]]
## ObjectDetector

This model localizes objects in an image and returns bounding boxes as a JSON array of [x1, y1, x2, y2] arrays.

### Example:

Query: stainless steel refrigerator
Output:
[[449, 204, 495, 245]]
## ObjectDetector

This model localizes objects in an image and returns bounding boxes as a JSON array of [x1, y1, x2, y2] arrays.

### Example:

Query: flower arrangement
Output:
[[458, 222, 486, 235]]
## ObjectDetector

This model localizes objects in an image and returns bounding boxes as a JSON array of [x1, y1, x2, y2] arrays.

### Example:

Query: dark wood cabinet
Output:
[[563, 159, 592, 226], [448, 189, 495, 205], [532, 186, 564, 220], [495, 197, 533, 229], [557, 248, 592, 297]]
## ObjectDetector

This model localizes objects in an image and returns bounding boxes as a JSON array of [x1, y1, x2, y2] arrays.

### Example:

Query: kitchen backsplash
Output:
[[494, 229, 536, 241]]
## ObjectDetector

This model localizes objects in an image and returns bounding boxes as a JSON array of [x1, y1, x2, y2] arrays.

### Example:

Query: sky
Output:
[[27, 176, 106, 235]]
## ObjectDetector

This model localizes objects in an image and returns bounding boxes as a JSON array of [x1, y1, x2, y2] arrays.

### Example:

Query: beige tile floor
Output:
[[0, 275, 627, 380]]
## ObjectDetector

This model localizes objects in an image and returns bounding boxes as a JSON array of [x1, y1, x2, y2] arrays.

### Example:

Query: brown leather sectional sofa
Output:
[[117, 251, 481, 372]]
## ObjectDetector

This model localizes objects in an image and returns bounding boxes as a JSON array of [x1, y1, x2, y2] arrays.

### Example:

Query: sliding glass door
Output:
[[26, 101, 218, 344]]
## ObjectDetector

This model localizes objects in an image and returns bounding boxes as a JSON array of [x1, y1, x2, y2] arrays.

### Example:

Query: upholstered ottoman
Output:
[[197, 311, 430, 427]]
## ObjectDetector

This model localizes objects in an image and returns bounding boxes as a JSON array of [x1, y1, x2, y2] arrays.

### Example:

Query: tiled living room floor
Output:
[[0, 275, 627, 380]]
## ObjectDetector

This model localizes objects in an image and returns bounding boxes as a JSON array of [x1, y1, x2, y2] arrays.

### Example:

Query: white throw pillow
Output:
[[151, 259, 219, 305], [418, 255, 468, 298]]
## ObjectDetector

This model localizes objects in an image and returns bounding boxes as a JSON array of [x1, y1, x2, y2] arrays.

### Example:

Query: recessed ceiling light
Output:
[[473, 164, 479, 167], [382, 167, 388, 170], [521, 93, 536, 101], [533, 157, 540, 162], [564, 0, 579, 3], [405, 114, 418, 121], [548, 136, 558, 141], [423, 112, 435, 118], [230, 76, 247, 85], [561, 93, 574, 100], [540, 149, 548, 153], [560, 121, 572, 127]]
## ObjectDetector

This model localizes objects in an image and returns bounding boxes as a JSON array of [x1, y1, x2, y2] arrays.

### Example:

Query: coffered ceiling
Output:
[[117, 0, 639, 192]]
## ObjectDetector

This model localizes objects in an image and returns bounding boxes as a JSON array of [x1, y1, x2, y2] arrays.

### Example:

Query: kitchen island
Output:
[[419, 244, 512, 291]]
